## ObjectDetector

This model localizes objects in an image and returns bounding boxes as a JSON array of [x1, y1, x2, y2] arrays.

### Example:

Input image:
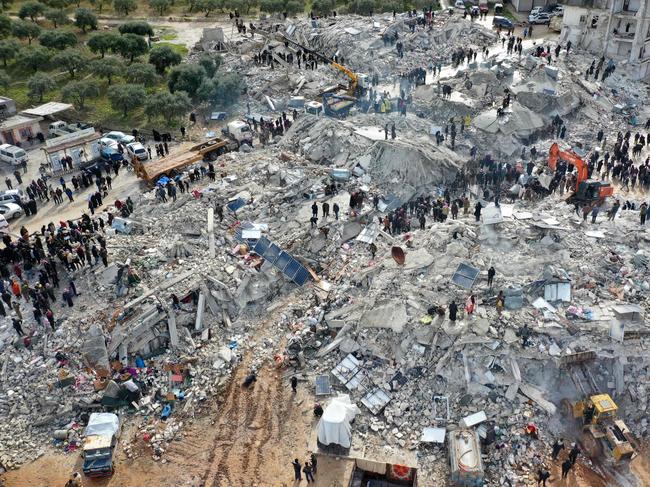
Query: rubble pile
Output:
[[3, 8, 650, 485]]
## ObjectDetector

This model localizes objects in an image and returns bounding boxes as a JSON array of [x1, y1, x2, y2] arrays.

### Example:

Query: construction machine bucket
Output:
[[391, 246, 405, 265], [559, 350, 597, 368]]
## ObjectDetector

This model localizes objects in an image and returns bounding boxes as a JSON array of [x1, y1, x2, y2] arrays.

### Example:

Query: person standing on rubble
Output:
[[551, 438, 565, 460], [568, 443, 580, 465], [536, 468, 550, 486], [391, 123, 396, 140], [561, 458, 573, 479], [474, 201, 482, 222], [12, 318, 25, 336], [369, 242, 377, 260], [385, 124, 389, 140], [292, 459, 302, 481], [608, 199, 620, 222], [291, 376, 298, 393], [322, 202, 329, 220], [487, 266, 495, 287], [640, 202, 647, 225], [448, 301, 458, 323], [311, 202, 318, 219]]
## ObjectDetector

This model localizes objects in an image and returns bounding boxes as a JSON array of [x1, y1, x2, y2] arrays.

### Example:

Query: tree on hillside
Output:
[[113, 0, 137, 15], [44, 8, 70, 28], [87, 31, 119, 57], [0, 14, 11, 38], [167, 63, 205, 98], [62, 79, 99, 109], [0, 70, 9, 89], [0, 38, 19, 66], [75, 8, 97, 32], [197, 71, 242, 106], [17, 45, 51, 71], [149, 0, 171, 15], [124, 62, 157, 86], [90, 56, 120, 84], [311, 0, 334, 15], [108, 83, 145, 117], [114, 32, 148, 62], [259, 0, 281, 13], [144, 90, 191, 121], [18, 1, 46, 22], [39, 29, 77, 49], [223, 0, 258, 14], [148, 44, 181, 74], [53, 47, 85, 77], [198, 0, 221, 17], [0, 0, 14, 13], [118, 21, 153, 36], [45, 0, 72, 11], [197, 53, 221, 77], [27, 72, 55, 101], [89, 0, 109, 14], [12, 20, 41, 44]]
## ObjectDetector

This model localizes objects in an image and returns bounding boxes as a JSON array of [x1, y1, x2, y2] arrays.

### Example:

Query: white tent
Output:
[[317, 394, 360, 448]]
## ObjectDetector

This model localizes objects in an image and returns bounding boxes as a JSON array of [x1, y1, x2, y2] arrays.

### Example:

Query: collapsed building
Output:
[[1, 9, 650, 486]]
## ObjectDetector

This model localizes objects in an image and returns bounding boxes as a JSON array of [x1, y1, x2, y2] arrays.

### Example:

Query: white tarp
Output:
[[317, 394, 359, 448], [85, 413, 119, 438]]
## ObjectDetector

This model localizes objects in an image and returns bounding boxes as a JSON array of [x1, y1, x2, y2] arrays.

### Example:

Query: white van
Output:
[[0, 144, 28, 166], [0, 214, 8, 234]]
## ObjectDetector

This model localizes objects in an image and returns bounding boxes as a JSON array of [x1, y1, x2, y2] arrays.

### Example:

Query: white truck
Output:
[[221, 120, 253, 146], [48, 121, 94, 138]]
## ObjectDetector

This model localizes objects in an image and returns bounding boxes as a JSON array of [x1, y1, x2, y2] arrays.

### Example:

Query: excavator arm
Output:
[[281, 35, 357, 94], [548, 142, 588, 192]]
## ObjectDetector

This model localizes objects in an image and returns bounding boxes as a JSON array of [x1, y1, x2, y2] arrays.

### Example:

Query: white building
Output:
[[561, 0, 650, 79]]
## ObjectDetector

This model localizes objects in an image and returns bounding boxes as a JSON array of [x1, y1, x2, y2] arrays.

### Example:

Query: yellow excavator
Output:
[[560, 351, 636, 462]]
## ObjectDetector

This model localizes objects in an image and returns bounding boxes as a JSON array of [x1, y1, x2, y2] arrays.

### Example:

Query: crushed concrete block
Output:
[[360, 301, 408, 333]]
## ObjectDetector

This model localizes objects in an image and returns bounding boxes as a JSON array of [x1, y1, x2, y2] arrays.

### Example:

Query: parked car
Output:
[[530, 6, 543, 15], [0, 189, 28, 205], [99, 138, 119, 150], [99, 147, 124, 163], [551, 5, 564, 16], [528, 12, 551, 23], [471, 5, 480, 15], [493, 16, 514, 29], [494, 2, 503, 14], [126, 142, 148, 162], [454, 0, 466, 9], [0, 144, 28, 166], [479, 1, 489, 13], [103, 131, 135, 145], [0, 202, 23, 220]]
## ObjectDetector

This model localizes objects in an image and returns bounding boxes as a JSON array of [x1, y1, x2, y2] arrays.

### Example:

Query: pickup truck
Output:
[[48, 121, 93, 138], [82, 413, 120, 478]]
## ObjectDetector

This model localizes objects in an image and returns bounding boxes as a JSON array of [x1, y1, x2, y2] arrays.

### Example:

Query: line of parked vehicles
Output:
[[451, 0, 564, 29]]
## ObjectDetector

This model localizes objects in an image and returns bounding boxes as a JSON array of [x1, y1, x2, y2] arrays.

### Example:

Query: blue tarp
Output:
[[227, 198, 247, 212], [157, 176, 171, 186]]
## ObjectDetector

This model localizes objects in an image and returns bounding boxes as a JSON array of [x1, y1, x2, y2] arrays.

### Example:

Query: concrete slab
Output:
[[360, 301, 408, 332]]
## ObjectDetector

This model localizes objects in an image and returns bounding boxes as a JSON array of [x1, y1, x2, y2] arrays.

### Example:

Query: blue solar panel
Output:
[[293, 267, 310, 285], [284, 259, 301, 278], [253, 237, 271, 256], [275, 252, 292, 271], [264, 244, 281, 264]]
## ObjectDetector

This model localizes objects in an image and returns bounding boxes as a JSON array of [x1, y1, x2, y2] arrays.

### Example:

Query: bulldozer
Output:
[[560, 351, 636, 463], [548, 143, 614, 204]]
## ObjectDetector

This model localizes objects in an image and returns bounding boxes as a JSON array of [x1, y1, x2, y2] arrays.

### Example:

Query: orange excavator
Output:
[[548, 142, 614, 204]]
